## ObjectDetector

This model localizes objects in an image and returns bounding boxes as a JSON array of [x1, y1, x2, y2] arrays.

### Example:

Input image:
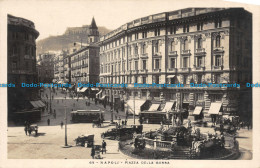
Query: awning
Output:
[[208, 102, 222, 115], [30, 100, 45, 108], [96, 90, 102, 97], [148, 104, 160, 111], [78, 87, 88, 93], [161, 102, 175, 112], [167, 75, 175, 78], [126, 99, 146, 115], [30, 101, 39, 108], [100, 95, 106, 100], [38, 100, 46, 107], [193, 106, 203, 115]]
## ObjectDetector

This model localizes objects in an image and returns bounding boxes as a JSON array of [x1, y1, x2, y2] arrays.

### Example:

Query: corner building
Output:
[[99, 8, 252, 121]]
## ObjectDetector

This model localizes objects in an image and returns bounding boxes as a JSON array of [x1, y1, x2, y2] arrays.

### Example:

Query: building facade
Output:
[[98, 8, 252, 121], [8, 14, 40, 120], [36, 53, 55, 83]]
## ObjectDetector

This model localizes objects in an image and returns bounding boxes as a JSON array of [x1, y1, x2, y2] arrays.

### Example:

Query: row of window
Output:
[[100, 73, 222, 85], [101, 35, 222, 63], [101, 54, 222, 74], [101, 19, 223, 51]]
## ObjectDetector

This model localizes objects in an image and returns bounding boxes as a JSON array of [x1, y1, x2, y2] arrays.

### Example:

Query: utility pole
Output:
[[62, 103, 71, 148], [133, 91, 135, 125]]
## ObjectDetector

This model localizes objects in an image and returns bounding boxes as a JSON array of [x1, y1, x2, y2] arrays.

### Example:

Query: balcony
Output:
[[139, 69, 148, 74], [125, 70, 131, 75], [179, 67, 190, 72], [140, 53, 148, 58], [167, 68, 177, 73], [212, 65, 223, 70], [131, 70, 138, 74], [168, 51, 178, 56], [195, 48, 206, 56], [181, 50, 191, 56], [213, 47, 224, 53], [153, 52, 162, 57], [193, 66, 205, 71], [133, 54, 139, 59], [153, 69, 161, 72]]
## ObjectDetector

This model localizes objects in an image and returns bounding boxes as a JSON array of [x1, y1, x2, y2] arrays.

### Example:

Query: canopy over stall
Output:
[[193, 106, 203, 115], [126, 99, 146, 115], [148, 104, 160, 111], [161, 102, 175, 112], [208, 102, 222, 115]]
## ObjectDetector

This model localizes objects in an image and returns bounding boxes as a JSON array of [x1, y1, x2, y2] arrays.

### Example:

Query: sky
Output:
[[1, 0, 258, 41]]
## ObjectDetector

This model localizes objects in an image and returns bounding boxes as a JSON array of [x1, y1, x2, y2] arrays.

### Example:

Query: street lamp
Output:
[[62, 103, 71, 148]]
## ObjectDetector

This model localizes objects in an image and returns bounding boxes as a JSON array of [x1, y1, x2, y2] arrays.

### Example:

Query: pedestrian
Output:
[[122, 120, 124, 126], [24, 126, 28, 135], [47, 118, 50, 126], [28, 128, 32, 136], [102, 140, 107, 154], [221, 133, 225, 148], [91, 147, 95, 159], [60, 121, 64, 129], [125, 120, 127, 126]]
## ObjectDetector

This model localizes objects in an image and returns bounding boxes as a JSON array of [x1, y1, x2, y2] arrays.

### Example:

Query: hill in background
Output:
[[36, 26, 111, 54]]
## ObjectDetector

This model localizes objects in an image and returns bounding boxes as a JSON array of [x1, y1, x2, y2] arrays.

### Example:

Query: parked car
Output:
[[74, 134, 94, 147]]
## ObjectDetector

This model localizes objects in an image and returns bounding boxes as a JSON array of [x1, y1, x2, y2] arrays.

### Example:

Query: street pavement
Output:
[[7, 88, 252, 159]]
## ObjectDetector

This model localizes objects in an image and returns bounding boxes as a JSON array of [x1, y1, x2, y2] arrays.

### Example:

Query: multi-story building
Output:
[[69, 17, 100, 85], [8, 14, 41, 121], [36, 53, 55, 83], [53, 51, 69, 83], [98, 8, 252, 121]]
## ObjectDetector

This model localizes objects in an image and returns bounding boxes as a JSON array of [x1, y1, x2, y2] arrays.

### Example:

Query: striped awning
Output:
[[30, 100, 45, 108]]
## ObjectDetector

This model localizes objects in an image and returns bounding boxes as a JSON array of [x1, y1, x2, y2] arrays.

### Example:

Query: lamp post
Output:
[[62, 103, 71, 148], [133, 91, 135, 125]]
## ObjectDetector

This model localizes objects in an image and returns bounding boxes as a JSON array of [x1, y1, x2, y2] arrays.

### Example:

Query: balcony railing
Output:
[[139, 69, 148, 73], [140, 53, 148, 58], [181, 50, 191, 55], [195, 48, 206, 56], [193, 66, 205, 71], [212, 65, 223, 70], [131, 70, 138, 74], [167, 68, 177, 72], [213, 47, 224, 53], [168, 51, 178, 56], [153, 52, 162, 57], [180, 67, 190, 72], [153, 69, 161, 72]]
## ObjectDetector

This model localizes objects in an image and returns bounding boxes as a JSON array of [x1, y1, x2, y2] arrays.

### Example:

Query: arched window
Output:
[[197, 38, 202, 49], [216, 35, 221, 47]]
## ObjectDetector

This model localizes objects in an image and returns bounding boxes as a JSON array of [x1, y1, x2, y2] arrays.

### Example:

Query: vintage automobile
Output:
[[101, 125, 143, 141], [74, 134, 94, 147], [101, 128, 134, 141], [28, 124, 38, 136]]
